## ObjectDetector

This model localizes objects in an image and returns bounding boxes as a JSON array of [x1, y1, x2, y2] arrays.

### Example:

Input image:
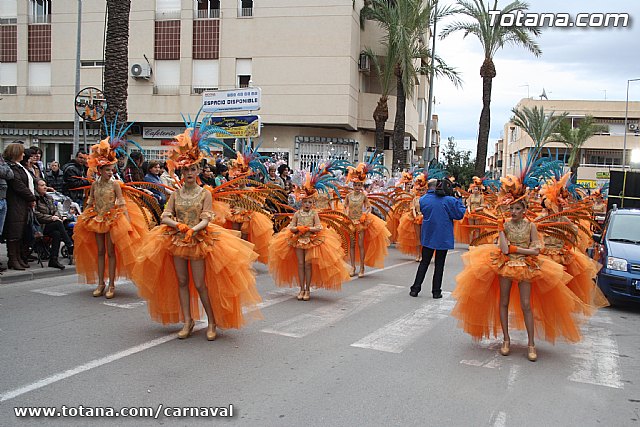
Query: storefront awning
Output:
[[0, 128, 101, 137]]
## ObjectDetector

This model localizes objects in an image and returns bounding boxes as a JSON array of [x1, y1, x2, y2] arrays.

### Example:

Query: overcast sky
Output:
[[430, 0, 640, 157]]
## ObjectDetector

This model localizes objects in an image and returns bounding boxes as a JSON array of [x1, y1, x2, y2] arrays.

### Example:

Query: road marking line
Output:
[[103, 301, 147, 309], [568, 314, 623, 389], [31, 280, 133, 297], [490, 411, 507, 427], [261, 284, 403, 338], [350, 293, 454, 353], [507, 364, 521, 391]]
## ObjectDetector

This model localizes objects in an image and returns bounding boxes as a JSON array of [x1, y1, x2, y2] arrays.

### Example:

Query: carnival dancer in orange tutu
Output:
[[465, 177, 486, 244], [344, 153, 391, 278], [223, 142, 274, 264], [386, 171, 413, 242], [74, 121, 152, 299], [269, 169, 351, 300], [452, 174, 589, 361], [537, 173, 608, 313], [396, 173, 427, 261], [133, 117, 261, 341]]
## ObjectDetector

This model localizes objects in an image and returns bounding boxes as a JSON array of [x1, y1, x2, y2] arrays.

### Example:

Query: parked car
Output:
[[592, 207, 640, 304]]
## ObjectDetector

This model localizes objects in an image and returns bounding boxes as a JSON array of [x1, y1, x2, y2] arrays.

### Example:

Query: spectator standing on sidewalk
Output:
[[0, 153, 15, 272], [45, 161, 65, 192], [29, 146, 44, 179], [3, 142, 37, 271], [63, 150, 90, 208], [409, 178, 466, 299]]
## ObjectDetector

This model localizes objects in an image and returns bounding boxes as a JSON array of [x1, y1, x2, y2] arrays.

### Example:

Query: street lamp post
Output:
[[622, 78, 640, 169]]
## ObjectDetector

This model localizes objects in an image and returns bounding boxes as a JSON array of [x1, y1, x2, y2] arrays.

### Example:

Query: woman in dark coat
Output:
[[3, 143, 37, 270]]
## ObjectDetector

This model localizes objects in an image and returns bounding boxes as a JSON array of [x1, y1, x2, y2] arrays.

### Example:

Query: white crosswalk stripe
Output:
[[261, 284, 404, 338], [351, 292, 454, 353]]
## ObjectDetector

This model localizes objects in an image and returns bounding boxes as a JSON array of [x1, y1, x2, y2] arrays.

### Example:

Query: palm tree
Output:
[[363, 48, 395, 153], [511, 105, 567, 148], [362, 0, 461, 169], [441, 0, 542, 177], [548, 115, 606, 182], [103, 0, 131, 129]]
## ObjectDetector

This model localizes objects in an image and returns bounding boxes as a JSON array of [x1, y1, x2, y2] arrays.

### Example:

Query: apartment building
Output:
[[0, 0, 431, 171], [499, 98, 640, 187]]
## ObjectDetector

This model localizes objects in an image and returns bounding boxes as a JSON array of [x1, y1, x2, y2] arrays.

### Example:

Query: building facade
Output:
[[497, 98, 640, 188], [0, 0, 432, 172]]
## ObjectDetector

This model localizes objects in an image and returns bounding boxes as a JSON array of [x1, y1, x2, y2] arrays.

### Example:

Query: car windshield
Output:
[[607, 214, 640, 243]]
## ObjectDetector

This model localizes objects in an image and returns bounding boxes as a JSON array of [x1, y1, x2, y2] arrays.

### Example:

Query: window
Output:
[[153, 60, 180, 95], [584, 149, 622, 166], [0, 24, 17, 62], [194, 0, 220, 19], [28, 23, 51, 61], [0, 0, 17, 24], [192, 19, 220, 59], [192, 60, 219, 93], [156, 0, 181, 19], [236, 58, 252, 88], [238, 0, 253, 17], [29, 0, 51, 24], [80, 60, 105, 67], [28, 62, 51, 95], [0, 63, 17, 94], [154, 20, 180, 60]]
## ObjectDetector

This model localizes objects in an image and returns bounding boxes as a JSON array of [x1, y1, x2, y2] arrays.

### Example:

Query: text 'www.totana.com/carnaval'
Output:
[[13, 404, 235, 419], [488, 10, 630, 28]]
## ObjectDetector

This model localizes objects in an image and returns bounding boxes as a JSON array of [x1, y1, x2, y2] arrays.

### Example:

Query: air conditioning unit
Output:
[[130, 63, 151, 79], [629, 123, 639, 131], [358, 52, 370, 72]]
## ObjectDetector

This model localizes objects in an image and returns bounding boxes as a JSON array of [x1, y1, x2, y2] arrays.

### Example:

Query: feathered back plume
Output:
[[346, 151, 387, 183], [540, 172, 572, 211]]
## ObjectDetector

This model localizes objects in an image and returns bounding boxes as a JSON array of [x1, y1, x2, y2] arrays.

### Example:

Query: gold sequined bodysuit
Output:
[[347, 192, 366, 221], [504, 220, 533, 263], [290, 209, 323, 248], [468, 193, 484, 211], [315, 193, 331, 210], [169, 186, 212, 227]]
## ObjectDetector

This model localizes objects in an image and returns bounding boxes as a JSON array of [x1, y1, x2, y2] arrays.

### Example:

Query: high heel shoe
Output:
[[358, 266, 365, 278], [499, 340, 510, 356], [302, 290, 310, 301], [297, 290, 305, 301], [206, 324, 217, 341], [350, 266, 356, 277], [177, 320, 195, 339], [527, 345, 537, 362], [93, 283, 106, 297], [104, 284, 115, 299]]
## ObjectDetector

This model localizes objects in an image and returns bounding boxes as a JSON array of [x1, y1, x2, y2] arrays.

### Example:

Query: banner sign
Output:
[[577, 179, 597, 189], [203, 88, 261, 113], [596, 171, 610, 179], [143, 127, 183, 139], [210, 115, 261, 139]]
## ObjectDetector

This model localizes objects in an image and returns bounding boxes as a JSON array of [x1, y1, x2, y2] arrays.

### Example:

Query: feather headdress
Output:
[[498, 175, 529, 206], [346, 152, 387, 183], [89, 116, 139, 169], [468, 176, 485, 191], [540, 172, 572, 212], [413, 173, 427, 190], [165, 109, 231, 172], [230, 138, 270, 178], [294, 162, 343, 201]]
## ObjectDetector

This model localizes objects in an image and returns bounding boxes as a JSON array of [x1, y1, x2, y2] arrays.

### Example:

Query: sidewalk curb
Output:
[[0, 265, 77, 284]]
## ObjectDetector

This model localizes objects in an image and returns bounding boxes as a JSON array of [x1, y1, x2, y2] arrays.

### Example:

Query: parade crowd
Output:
[[1, 114, 611, 361]]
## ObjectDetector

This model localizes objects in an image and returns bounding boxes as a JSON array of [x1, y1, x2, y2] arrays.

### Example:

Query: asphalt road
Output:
[[1, 245, 639, 426]]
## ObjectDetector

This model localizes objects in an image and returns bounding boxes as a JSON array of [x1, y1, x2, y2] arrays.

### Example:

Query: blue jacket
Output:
[[419, 190, 466, 250]]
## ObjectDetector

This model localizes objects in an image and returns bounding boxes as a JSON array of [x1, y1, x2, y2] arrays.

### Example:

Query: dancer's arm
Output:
[[310, 211, 322, 233], [160, 193, 179, 228]]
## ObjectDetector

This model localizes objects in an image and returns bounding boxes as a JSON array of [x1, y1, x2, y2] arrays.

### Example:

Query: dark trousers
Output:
[[44, 221, 73, 259], [410, 247, 448, 295]]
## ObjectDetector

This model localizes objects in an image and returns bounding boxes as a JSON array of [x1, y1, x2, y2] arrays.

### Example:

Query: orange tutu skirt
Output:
[[132, 223, 261, 328], [268, 228, 351, 290], [73, 198, 147, 285], [225, 211, 273, 264], [396, 212, 421, 256], [349, 213, 391, 268], [452, 244, 588, 344], [542, 248, 608, 314], [211, 200, 230, 226], [386, 208, 401, 243]]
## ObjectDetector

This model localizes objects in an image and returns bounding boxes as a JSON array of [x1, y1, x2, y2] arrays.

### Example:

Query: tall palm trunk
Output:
[[373, 95, 389, 153], [568, 149, 580, 183], [393, 67, 407, 169], [104, 0, 131, 130], [475, 57, 495, 176]]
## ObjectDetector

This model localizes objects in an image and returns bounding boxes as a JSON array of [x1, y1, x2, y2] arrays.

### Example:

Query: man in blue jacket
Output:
[[410, 179, 466, 298]]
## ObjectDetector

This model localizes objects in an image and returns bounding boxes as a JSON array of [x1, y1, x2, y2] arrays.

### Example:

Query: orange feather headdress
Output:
[[498, 175, 529, 206], [88, 137, 118, 168], [164, 128, 205, 172], [540, 172, 572, 212]]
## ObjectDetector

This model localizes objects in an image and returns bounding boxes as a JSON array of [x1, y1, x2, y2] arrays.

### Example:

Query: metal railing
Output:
[[0, 86, 17, 95], [153, 85, 180, 95], [192, 86, 217, 94], [155, 9, 181, 20], [194, 8, 220, 19], [239, 7, 253, 17], [28, 14, 50, 24]]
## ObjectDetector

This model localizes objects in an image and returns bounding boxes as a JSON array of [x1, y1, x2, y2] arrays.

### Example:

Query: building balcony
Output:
[[153, 85, 180, 95], [195, 9, 220, 19], [155, 9, 181, 20], [28, 15, 50, 24], [27, 86, 51, 96]]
